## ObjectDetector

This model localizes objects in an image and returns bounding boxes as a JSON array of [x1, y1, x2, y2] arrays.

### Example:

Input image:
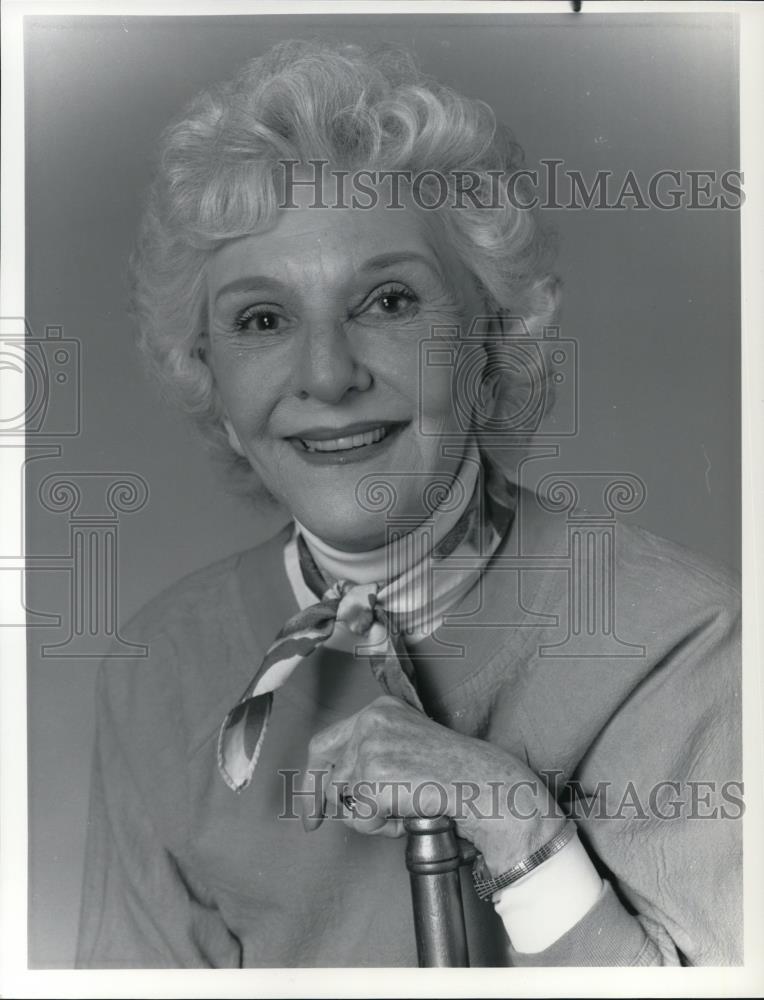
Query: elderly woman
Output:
[[75, 40, 741, 968]]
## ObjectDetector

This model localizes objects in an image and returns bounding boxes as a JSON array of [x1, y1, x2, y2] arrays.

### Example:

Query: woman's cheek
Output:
[[417, 364, 460, 438], [402, 309, 483, 440], [215, 354, 277, 442]]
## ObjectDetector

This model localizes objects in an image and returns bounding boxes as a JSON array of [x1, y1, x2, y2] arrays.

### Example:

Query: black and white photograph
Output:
[[1, 1, 763, 996]]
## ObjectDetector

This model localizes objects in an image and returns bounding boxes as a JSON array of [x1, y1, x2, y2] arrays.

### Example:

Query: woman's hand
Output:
[[298, 694, 567, 876]]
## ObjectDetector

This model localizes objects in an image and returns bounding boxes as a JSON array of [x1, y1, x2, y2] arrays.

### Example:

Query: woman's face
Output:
[[206, 191, 487, 551]]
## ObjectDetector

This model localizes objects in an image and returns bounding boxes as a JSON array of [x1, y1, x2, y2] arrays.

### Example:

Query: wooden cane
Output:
[[404, 816, 475, 967]]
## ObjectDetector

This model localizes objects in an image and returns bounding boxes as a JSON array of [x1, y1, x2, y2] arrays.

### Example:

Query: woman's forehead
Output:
[[206, 198, 459, 291]]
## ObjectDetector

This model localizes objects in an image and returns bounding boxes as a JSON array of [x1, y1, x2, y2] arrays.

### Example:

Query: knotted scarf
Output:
[[217, 448, 515, 792]]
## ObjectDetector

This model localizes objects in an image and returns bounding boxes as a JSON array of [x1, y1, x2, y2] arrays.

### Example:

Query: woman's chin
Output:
[[294, 511, 389, 552], [261, 426, 464, 547]]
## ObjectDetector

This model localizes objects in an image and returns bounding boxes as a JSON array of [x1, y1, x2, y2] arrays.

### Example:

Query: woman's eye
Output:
[[361, 284, 419, 319], [234, 306, 285, 334], [378, 294, 411, 314]]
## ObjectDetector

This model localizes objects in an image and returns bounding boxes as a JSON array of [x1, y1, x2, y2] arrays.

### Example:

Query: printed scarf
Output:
[[217, 453, 515, 792]]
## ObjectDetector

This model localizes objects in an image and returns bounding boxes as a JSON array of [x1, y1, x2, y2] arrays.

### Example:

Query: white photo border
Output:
[[2, 1, 762, 997]]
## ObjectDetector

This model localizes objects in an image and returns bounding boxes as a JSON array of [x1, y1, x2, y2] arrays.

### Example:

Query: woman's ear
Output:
[[223, 417, 246, 458], [191, 330, 209, 364]]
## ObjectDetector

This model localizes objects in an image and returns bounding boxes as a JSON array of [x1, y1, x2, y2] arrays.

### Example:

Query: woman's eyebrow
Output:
[[359, 251, 445, 281], [213, 276, 288, 305], [212, 251, 444, 306]]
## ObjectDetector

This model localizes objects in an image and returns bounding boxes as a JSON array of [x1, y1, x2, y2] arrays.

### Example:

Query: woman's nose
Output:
[[294, 319, 372, 403]]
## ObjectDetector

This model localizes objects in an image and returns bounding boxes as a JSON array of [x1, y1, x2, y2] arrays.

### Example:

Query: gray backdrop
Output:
[[23, 13, 740, 966]]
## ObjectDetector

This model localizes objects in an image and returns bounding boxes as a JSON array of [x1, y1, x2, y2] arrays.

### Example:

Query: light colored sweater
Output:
[[75, 489, 742, 967]]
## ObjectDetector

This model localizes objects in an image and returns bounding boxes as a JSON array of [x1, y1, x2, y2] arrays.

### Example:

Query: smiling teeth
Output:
[[300, 426, 390, 452]]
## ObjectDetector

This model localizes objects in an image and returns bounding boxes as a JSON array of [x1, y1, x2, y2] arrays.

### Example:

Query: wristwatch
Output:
[[471, 819, 577, 901]]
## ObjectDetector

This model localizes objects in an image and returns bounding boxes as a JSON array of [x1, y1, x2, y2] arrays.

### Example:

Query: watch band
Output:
[[471, 819, 578, 901]]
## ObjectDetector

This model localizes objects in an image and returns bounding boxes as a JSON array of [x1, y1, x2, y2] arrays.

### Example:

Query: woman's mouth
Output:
[[298, 425, 389, 452], [288, 422, 408, 464]]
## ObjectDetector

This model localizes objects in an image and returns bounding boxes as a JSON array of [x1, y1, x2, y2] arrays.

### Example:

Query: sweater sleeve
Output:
[[75, 645, 242, 969], [507, 593, 742, 967], [505, 881, 668, 966]]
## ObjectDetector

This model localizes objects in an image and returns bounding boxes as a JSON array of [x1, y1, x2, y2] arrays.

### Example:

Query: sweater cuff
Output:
[[493, 833, 603, 952], [507, 881, 664, 967]]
